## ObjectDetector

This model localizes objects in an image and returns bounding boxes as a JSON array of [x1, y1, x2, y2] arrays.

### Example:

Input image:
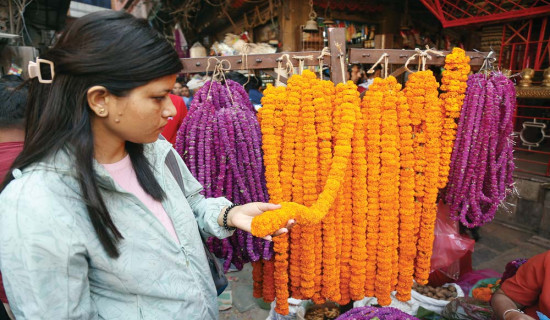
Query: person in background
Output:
[[491, 250, 550, 320], [172, 81, 184, 96], [245, 76, 263, 106], [0, 75, 27, 320], [181, 84, 192, 109], [358, 64, 382, 93], [160, 94, 187, 146], [0, 11, 293, 319], [350, 64, 365, 85]]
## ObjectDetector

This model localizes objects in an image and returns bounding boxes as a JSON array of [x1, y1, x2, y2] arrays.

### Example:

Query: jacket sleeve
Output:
[[0, 180, 97, 320], [174, 153, 234, 239]]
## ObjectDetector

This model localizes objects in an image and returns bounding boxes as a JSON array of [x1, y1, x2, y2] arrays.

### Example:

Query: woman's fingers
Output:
[[255, 202, 282, 213], [285, 219, 296, 229]]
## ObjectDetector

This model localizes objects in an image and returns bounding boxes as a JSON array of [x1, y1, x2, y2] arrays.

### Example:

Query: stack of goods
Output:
[[252, 49, 471, 314], [445, 72, 516, 228], [175, 79, 273, 271], [412, 283, 458, 301]]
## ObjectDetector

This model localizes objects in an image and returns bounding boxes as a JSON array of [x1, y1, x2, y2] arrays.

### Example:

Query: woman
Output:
[[0, 11, 292, 320], [491, 250, 550, 320]]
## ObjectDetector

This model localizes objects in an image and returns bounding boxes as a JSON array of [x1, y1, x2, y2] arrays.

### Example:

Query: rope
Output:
[[292, 54, 313, 74], [242, 43, 251, 87], [205, 57, 233, 102], [367, 53, 389, 75], [317, 47, 330, 79], [275, 53, 294, 86], [404, 46, 445, 73], [384, 54, 389, 79]]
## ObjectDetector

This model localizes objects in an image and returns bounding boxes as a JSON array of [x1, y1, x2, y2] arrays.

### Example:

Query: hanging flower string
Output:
[[445, 72, 516, 227], [439, 48, 471, 189], [175, 78, 273, 275]]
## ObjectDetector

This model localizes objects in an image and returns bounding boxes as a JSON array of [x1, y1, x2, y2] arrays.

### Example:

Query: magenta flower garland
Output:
[[336, 306, 419, 320], [445, 72, 516, 227], [176, 79, 273, 272]]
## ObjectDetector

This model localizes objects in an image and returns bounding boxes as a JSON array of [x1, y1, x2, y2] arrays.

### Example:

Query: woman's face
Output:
[[172, 82, 183, 96], [181, 86, 190, 97], [94, 75, 177, 144]]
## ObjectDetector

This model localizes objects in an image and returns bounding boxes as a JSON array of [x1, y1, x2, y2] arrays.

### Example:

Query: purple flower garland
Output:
[[445, 72, 516, 227], [336, 306, 419, 320], [175, 78, 272, 272]]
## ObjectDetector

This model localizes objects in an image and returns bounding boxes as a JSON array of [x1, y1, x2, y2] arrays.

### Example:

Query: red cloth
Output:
[[0, 140, 24, 304], [161, 94, 187, 146], [501, 250, 550, 318]]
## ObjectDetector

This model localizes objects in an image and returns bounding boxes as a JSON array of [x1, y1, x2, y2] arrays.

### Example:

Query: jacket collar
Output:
[[22, 139, 173, 191]]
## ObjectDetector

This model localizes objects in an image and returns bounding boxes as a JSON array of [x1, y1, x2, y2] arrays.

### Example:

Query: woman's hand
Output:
[[218, 202, 295, 241]]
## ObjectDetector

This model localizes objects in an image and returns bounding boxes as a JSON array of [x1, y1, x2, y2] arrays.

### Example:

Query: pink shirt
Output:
[[102, 155, 180, 244]]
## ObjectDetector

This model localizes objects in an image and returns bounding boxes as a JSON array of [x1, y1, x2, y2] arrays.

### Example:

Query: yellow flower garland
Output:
[[349, 87, 368, 301], [375, 76, 401, 306], [395, 79, 417, 301], [255, 51, 470, 311], [439, 48, 471, 189], [362, 77, 385, 297], [251, 76, 356, 237], [413, 70, 444, 284], [298, 72, 317, 299]]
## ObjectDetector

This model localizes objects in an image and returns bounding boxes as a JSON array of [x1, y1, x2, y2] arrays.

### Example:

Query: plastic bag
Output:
[[430, 201, 475, 278], [410, 283, 464, 314], [440, 297, 493, 320], [189, 42, 207, 58], [268, 299, 307, 320], [354, 292, 420, 316]]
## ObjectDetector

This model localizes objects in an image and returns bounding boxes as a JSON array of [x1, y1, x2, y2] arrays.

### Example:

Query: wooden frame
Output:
[[179, 28, 488, 84]]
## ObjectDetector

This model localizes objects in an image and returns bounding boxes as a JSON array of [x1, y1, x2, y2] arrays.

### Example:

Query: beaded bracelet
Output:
[[503, 308, 524, 320], [223, 204, 238, 231]]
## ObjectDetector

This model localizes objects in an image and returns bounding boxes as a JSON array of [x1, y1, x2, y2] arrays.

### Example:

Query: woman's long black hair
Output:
[[0, 11, 183, 258]]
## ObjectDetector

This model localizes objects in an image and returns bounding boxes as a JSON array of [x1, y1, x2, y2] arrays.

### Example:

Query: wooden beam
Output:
[[349, 48, 487, 67], [180, 51, 330, 74]]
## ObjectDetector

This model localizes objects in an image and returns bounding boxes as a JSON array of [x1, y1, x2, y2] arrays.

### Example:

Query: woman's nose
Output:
[[162, 98, 177, 118]]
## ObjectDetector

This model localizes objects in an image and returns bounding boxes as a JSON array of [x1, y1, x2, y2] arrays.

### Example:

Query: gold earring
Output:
[[99, 108, 106, 115]]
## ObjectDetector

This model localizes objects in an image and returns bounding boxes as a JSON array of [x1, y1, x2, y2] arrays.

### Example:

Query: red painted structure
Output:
[[499, 17, 550, 72], [419, 0, 550, 28]]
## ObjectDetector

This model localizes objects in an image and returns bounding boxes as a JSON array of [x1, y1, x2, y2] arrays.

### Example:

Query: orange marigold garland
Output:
[[395, 79, 417, 302], [362, 78, 385, 297], [262, 259, 276, 302], [252, 260, 264, 298], [439, 48, 471, 189], [289, 75, 305, 299], [404, 71, 427, 269], [375, 76, 401, 306], [413, 70, 444, 284], [251, 81, 356, 238], [298, 71, 317, 299], [349, 88, 368, 301], [257, 84, 283, 304]]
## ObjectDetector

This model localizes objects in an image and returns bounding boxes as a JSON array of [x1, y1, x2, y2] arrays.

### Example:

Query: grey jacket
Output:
[[0, 140, 233, 319]]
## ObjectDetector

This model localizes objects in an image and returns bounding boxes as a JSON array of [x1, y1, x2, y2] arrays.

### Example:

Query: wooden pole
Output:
[[328, 27, 347, 84]]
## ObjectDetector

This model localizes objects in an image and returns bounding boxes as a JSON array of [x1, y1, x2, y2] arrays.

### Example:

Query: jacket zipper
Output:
[[181, 246, 190, 267]]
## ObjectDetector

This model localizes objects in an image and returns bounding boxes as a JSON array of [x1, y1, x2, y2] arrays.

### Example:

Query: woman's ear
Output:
[[87, 86, 111, 117]]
